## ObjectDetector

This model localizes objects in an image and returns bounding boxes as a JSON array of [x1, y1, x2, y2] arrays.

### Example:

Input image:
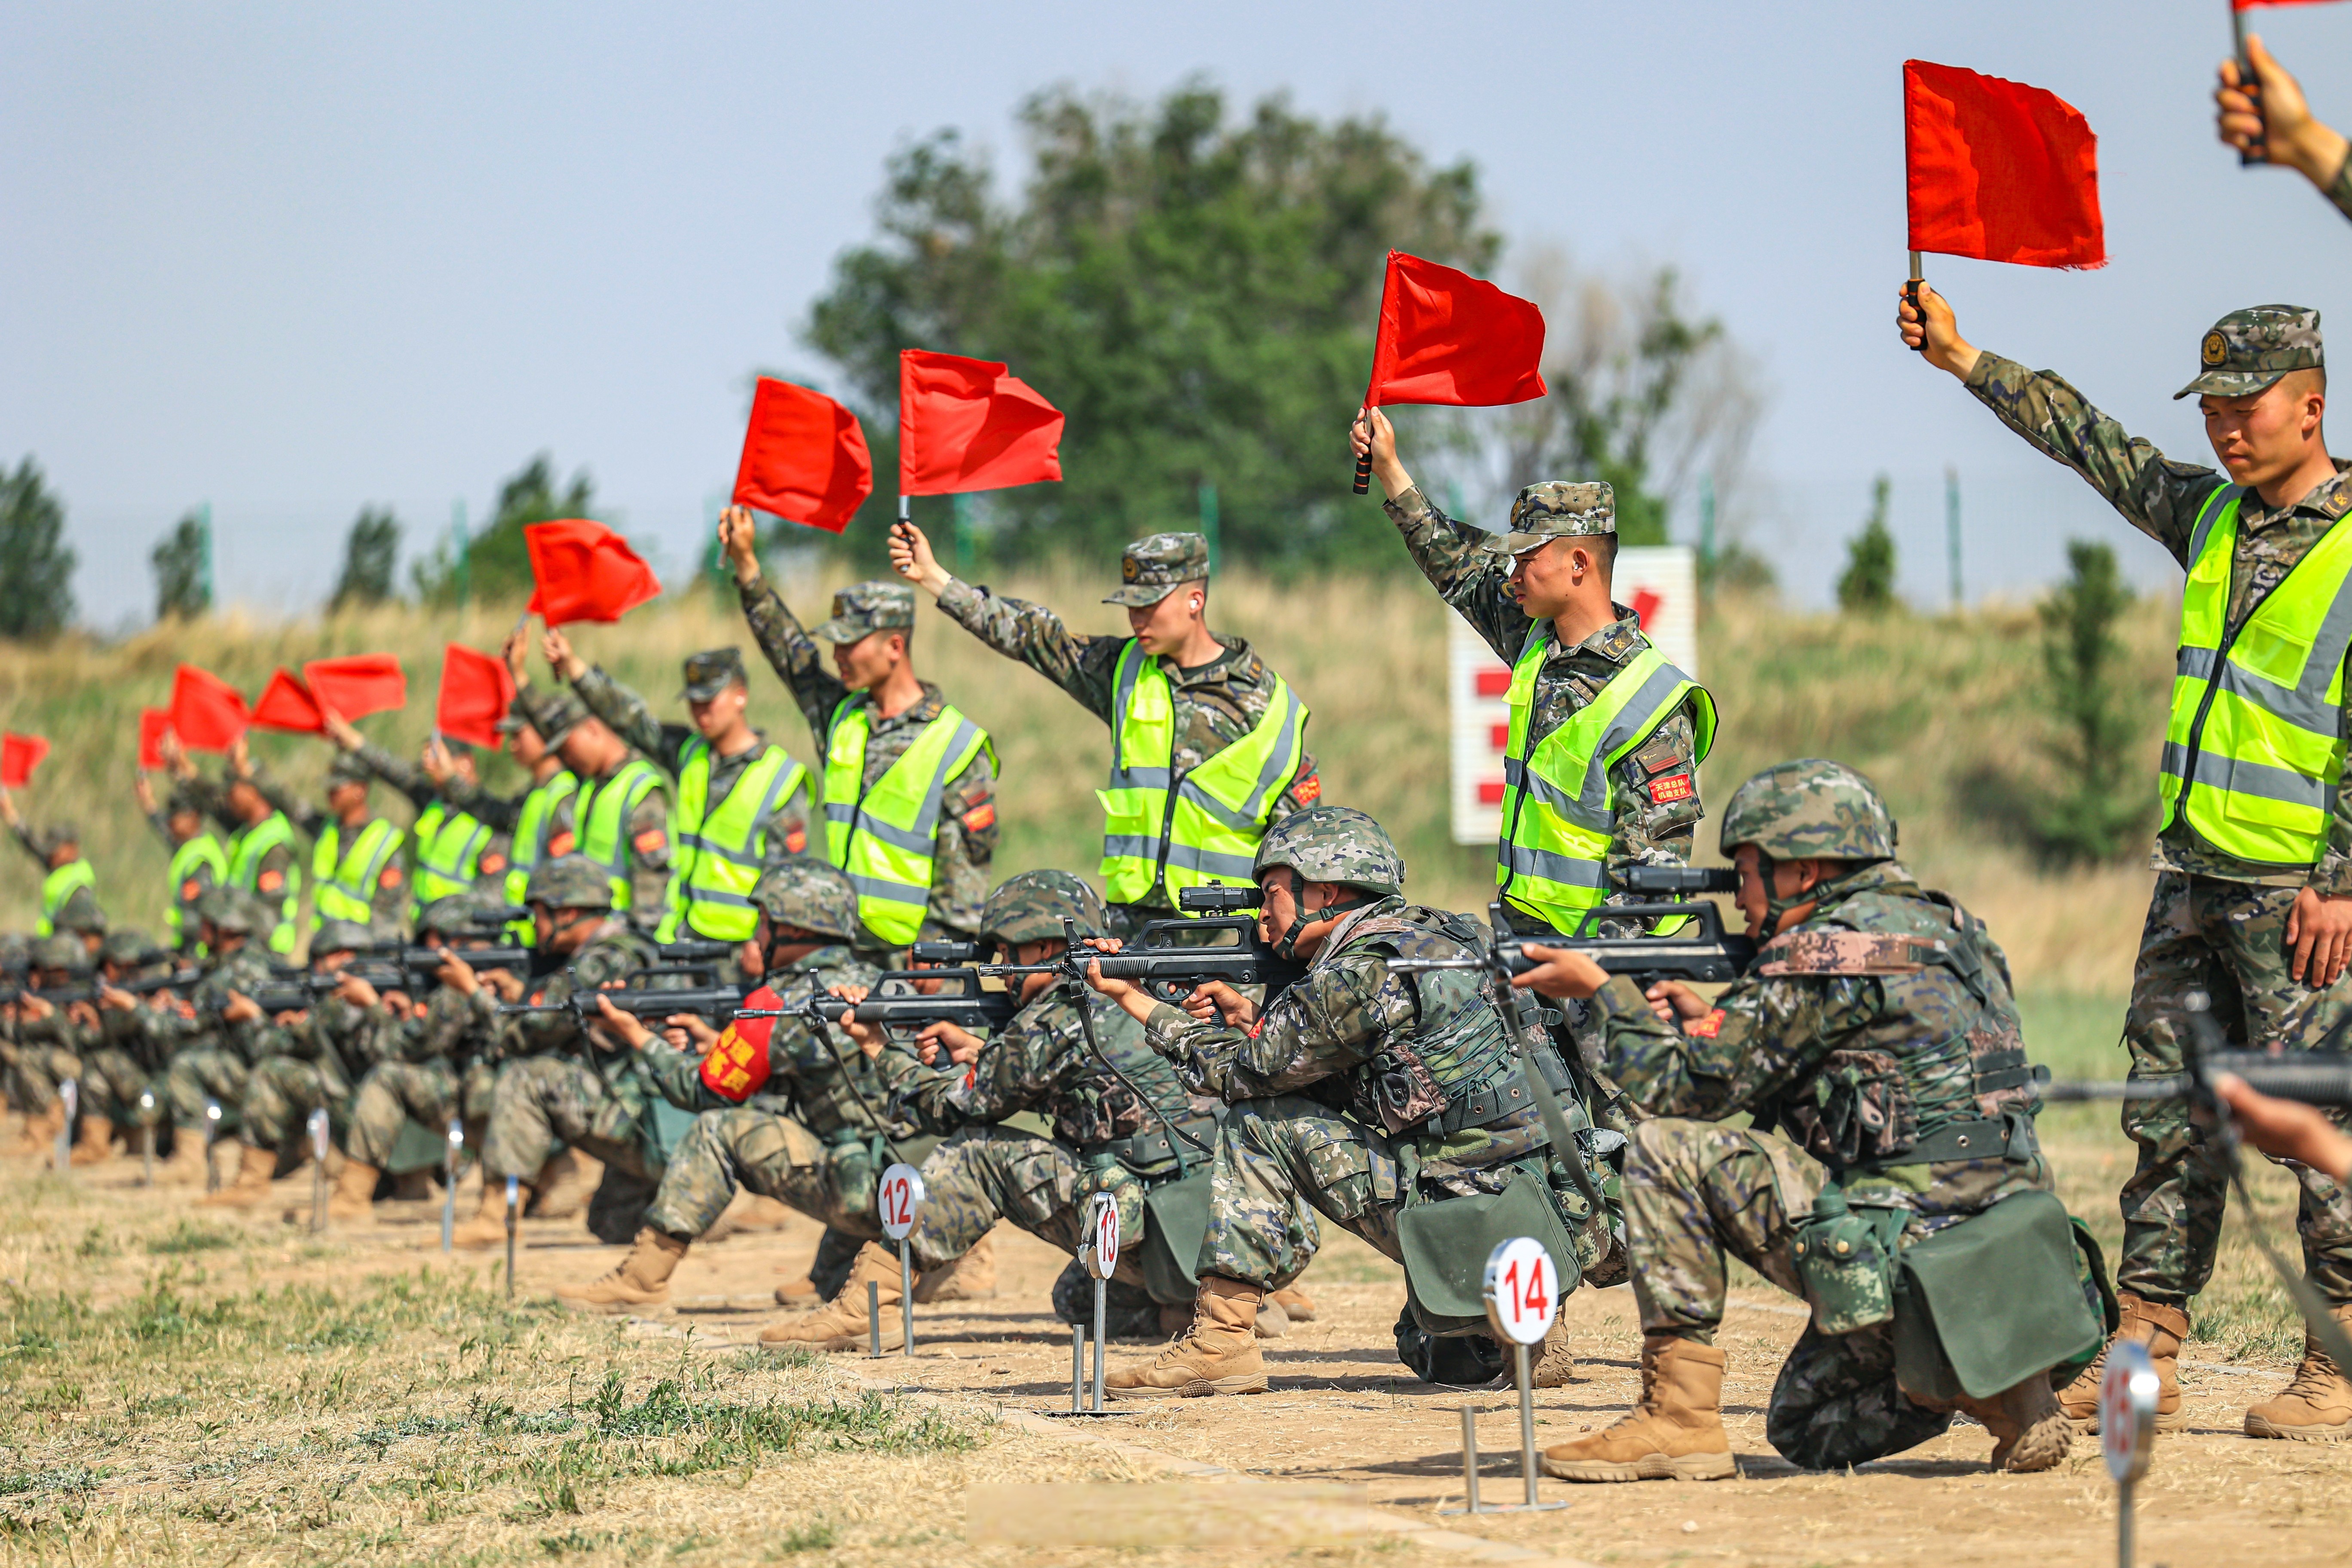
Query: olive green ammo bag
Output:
[[1138, 1173, 1213, 1307], [1891, 1189, 2104, 1402], [1397, 1167, 1581, 1338]]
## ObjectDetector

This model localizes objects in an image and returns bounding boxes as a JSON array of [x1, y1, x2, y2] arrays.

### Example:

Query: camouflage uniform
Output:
[[80, 930, 186, 1128], [252, 759, 413, 933], [934, 533, 1322, 928], [164, 891, 296, 1133], [434, 692, 579, 854], [147, 781, 225, 948], [342, 896, 510, 1166], [1586, 761, 2061, 1471], [738, 577, 997, 939], [346, 741, 516, 894], [184, 774, 303, 936], [2328, 154, 2352, 224], [8, 937, 98, 1116], [567, 753, 674, 931], [476, 922, 667, 1184], [1965, 308, 2352, 1308]]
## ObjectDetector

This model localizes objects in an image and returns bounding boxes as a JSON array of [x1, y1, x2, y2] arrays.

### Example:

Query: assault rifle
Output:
[[498, 983, 756, 1021], [3, 968, 204, 1008], [953, 884, 1308, 1004], [741, 968, 1020, 1035], [1385, 867, 1755, 986]]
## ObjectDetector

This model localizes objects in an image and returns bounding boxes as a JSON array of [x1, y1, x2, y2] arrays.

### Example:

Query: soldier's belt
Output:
[[1858, 1115, 2034, 1170], [1427, 1051, 1575, 1138], [1084, 1116, 1218, 1173]]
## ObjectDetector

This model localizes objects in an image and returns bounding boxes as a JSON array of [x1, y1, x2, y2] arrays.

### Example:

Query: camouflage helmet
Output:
[[0, 932, 29, 975], [747, 855, 859, 942], [525, 854, 615, 913], [1718, 759, 1898, 862], [99, 927, 165, 968], [982, 870, 1105, 945], [52, 885, 107, 936], [312, 918, 376, 957], [1251, 806, 1406, 896], [417, 890, 501, 938], [31, 933, 92, 975], [196, 885, 263, 936]]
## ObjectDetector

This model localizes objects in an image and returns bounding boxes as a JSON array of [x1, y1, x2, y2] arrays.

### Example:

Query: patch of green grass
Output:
[[144, 1220, 235, 1255], [769, 1519, 837, 1554]]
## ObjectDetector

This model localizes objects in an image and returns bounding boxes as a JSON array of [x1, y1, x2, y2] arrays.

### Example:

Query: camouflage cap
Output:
[[99, 927, 165, 968], [1252, 805, 1406, 896], [326, 752, 373, 790], [982, 870, 1106, 945], [747, 855, 860, 942], [524, 686, 589, 749], [417, 890, 505, 937], [31, 934, 92, 975], [166, 779, 209, 817], [196, 885, 263, 936], [311, 918, 376, 957], [526, 853, 614, 912], [0, 933, 28, 974], [1487, 482, 1616, 556], [813, 582, 916, 644], [30, 821, 82, 857], [2176, 305, 2323, 400], [52, 885, 107, 936], [1103, 533, 1211, 607], [494, 691, 533, 736], [680, 647, 750, 703], [1720, 759, 1898, 862]]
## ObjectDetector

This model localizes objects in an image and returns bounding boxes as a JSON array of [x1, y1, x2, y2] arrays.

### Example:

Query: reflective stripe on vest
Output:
[[2160, 485, 2352, 866], [576, 758, 665, 910], [822, 700, 991, 947], [227, 812, 301, 954], [34, 860, 96, 938], [1497, 631, 1716, 933], [312, 817, 406, 925], [1097, 640, 1310, 906], [166, 832, 228, 945], [505, 771, 581, 912], [410, 800, 492, 914], [659, 740, 810, 942]]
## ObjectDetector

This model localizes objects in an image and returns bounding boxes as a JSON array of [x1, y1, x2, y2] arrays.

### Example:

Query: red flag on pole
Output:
[[436, 643, 517, 749], [301, 654, 406, 719], [138, 708, 174, 770], [1, 733, 50, 790], [898, 350, 1065, 496], [1365, 253, 1549, 409], [169, 664, 249, 752], [524, 519, 663, 625], [734, 379, 874, 533], [250, 669, 328, 734], [1904, 61, 2106, 270]]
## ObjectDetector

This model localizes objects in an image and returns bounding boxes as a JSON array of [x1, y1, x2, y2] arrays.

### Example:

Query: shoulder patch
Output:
[[1292, 771, 1322, 805], [1633, 734, 1687, 775], [632, 829, 666, 854], [548, 832, 576, 857], [784, 827, 807, 855], [961, 801, 995, 833], [380, 865, 403, 888], [1685, 1008, 1726, 1038], [1649, 773, 1694, 805], [1757, 929, 1943, 976], [257, 870, 285, 893], [479, 853, 508, 876]]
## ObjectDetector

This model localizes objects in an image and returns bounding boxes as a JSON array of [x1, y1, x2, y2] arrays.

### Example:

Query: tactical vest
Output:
[[312, 816, 406, 927], [1498, 630, 1715, 934], [659, 739, 811, 943], [1098, 642, 1310, 906], [409, 800, 493, 916], [34, 860, 96, 938], [2160, 484, 2352, 867], [575, 757, 666, 911], [226, 812, 301, 954], [505, 770, 580, 938], [165, 831, 228, 948], [821, 699, 992, 947]]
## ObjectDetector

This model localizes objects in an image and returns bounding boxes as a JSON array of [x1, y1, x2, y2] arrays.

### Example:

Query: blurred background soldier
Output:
[[530, 634, 673, 935], [6, 933, 98, 1157], [1, 789, 97, 941], [135, 774, 226, 954], [164, 735, 304, 957]]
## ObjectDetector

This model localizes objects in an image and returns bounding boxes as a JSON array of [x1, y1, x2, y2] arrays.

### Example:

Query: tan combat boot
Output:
[[527, 1150, 597, 1219], [161, 1131, 214, 1185], [1958, 1372, 2076, 1472], [1530, 1317, 1577, 1389], [762, 1243, 904, 1351], [1271, 1284, 1317, 1321], [325, 1160, 380, 1222], [200, 1143, 279, 1209], [556, 1228, 689, 1314], [10, 1101, 67, 1158], [914, 1231, 996, 1303], [2245, 1308, 2352, 1441], [68, 1117, 117, 1167], [1541, 1335, 1736, 1482], [1104, 1276, 1269, 1398], [2059, 1292, 2189, 1432], [452, 1179, 530, 1249]]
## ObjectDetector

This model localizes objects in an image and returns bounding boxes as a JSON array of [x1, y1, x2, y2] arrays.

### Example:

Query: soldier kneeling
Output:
[[1520, 760, 2103, 1479]]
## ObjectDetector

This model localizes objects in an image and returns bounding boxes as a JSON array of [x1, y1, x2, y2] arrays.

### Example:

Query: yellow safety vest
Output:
[[505, 770, 579, 943], [2161, 485, 2352, 866], [226, 812, 301, 954], [576, 757, 667, 911], [1497, 631, 1715, 933], [822, 699, 991, 947], [409, 800, 493, 916], [165, 832, 228, 949], [1097, 641, 1310, 906], [659, 740, 811, 943], [311, 817, 406, 928], [34, 860, 96, 938]]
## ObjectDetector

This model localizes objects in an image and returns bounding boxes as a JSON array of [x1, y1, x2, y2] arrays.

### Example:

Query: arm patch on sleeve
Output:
[[1649, 773, 1694, 804]]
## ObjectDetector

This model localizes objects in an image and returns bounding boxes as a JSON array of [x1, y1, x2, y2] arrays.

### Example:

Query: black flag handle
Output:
[[1905, 252, 1926, 356], [1353, 405, 1375, 494], [2236, 12, 2266, 168]]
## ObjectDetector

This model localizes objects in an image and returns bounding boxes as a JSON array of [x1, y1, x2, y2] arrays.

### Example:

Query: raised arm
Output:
[[894, 519, 1125, 722], [719, 508, 850, 747], [1353, 409, 1534, 662], [2217, 36, 2352, 225]]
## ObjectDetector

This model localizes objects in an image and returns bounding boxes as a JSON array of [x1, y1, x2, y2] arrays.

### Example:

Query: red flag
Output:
[[734, 379, 874, 534], [250, 669, 328, 734], [1, 733, 49, 790], [2233, 1, 2343, 9], [168, 664, 249, 752], [138, 708, 174, 770], [436, 643, 517, 749], [302, 653, 406, 719], [898, 350, 1065, 496], [1904, 61, 2105, 270], [524, 519, 663, 625], [1365, 252, 1549, 408]]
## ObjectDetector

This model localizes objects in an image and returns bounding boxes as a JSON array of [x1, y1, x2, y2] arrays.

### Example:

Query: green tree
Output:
[[151, 512, 211, 621], [330, 507, 401, 612], [2035, 539, 2147, 864], [413, 456, 594, 603], [1836, 475, 1897, 614], [0, 457, 76, 640], [804, 81, 1497, 570]]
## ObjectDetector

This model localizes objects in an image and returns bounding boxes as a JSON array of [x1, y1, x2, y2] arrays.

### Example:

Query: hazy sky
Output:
[[7, 1, 2351, 626]]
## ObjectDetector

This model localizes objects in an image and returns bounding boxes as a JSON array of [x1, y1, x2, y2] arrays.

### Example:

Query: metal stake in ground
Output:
[[203, 1099, 222, 1192], [53, 1078, 76, 1176], [441, 1118, 463, 1253], [878, 1161, 924, 1357], [504, 1174, 519, 1302], [2102, 1339, 2159, 1568], [138, 1091, 156, 1186], [1084, 1192, 1120, 1414], [1442, 1235, 1569, 1516], [307, 1107, 331, 1233]]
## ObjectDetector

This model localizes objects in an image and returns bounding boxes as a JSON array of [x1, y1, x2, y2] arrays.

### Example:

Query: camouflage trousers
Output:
[[2120, 873, 2352, 1305], [908, 1127, 1157, 1327], [7, 1045, 82, 1115], [165, 1047, 248, 1131], [345, 1059, 458, 1169], [642, 1107, 885, 1244], [239, 1055, 353, 1150], [78, 1048, 161, 1125], [1202, 1093, 1404, 1288], [1623, 1117, 1951, 1471], [480, 1056, 658, 1186]]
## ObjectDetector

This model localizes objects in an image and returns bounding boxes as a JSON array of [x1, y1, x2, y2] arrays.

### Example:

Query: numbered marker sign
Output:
[[307, 1107, 331, 1162], [1482, 1236, 1559, 1346], [2101, 1339, 2159, 1484], [879, 1162, 925, 1241], [1084, 1192, 1121, 1279]]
